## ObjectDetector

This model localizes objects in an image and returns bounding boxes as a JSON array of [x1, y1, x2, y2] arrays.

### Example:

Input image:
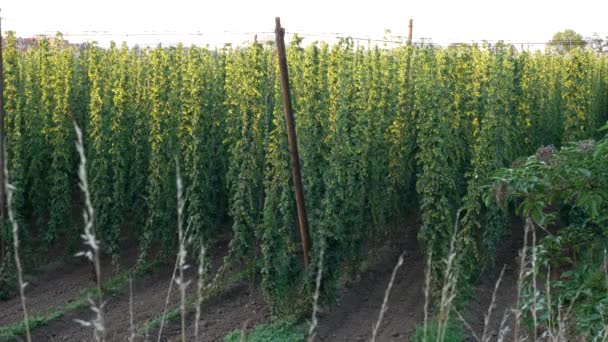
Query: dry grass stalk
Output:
[[128, 277, 135, 342], [423, 251, 432, 342], [4, 137, 32, 342], [175, 167, 190, 342], [194, 245, 207, 341], [307, 248, 325, 342], [531, 218, 538, 341], [453, 308, 480, 341], [73, 123, 105, 342], [514, 216, 531, 341], [496, 310, 511, 342], [481, 265, 507, 342], [437, 210, 463, 342], [155, 214, 192, 342], [370, 251, 405, 342], [239, 319, 250, 342], [543, 266, 561, 341]]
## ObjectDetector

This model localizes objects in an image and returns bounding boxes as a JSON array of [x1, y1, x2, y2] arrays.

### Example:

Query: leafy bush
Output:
[[489, 123, 608, 337]]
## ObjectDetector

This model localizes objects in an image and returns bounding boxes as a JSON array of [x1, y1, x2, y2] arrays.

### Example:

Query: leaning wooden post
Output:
[[274, 17, 311, 269], [407, 18, 413, 46]]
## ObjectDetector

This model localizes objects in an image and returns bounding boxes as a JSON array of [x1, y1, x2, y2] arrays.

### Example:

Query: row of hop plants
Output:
[[1, 32, 607, 313]]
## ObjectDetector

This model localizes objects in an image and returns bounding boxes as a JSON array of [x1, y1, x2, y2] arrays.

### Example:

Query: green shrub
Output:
[[224, 320, 306, 342]]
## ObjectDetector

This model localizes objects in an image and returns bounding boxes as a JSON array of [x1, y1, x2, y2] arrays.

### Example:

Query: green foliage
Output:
[[461, 47, 517, 273], [180, 47, 227, 248], [30, 39, 53, 242], [47, 37, 74, 249], [141, 46, 181, 260], [388, 45, 417, 214], [258, 60, 300, 314], [223, 43, 270, 265], [411, 319, 466, 342], [518, 51, 564, 150], [549, 29, 586, 54], [562, 49, 595, 141], [414, 48, 461, 286], [1, 32, 25, 293], [293, 42, 330, 238], [3, 32, 26, 232], [107, 43, 131, 261], [224, 320, 306, 342], [126, 47, 151, 234], [489, 126, 608, 336], [87, 43, 119, 258], [3, 36, 608, 319], [312, 39, 362, 300]]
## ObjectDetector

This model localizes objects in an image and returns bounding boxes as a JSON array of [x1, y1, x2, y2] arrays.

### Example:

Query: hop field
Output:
[[0, 31, 607, 341]]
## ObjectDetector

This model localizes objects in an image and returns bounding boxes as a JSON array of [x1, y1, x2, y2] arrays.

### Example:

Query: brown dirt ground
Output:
[[316, 219, 426, 342], [159, 284, 271, 342], [2, 217, 525, 342], [29, 265, 198, 341], [27, 243, 216, 342], [465, 218, 525, 341], [26, 242, 267, 342], [0, 247, 138, 328], [316, 217, 524, 342], [158, 219, 425, 342]]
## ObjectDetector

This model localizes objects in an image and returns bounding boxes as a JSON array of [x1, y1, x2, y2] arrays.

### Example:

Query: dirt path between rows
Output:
[[157, 220, 425, 342], [466, 218, 525, 341], [159, 284, 270, 342], [316, 220, 425, 341], [4, 217, 525, 342], [316, 217, 524, 342], [29, 243, 261, 342], [150, 220, 426, 342], [0, 247, 138, 328], [30, 266, 180, 341]]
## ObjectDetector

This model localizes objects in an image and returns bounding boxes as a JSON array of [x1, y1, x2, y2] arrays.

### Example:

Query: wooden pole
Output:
[[0, 10, 7, 263], [406, 18, 414, 86], [407, 18, 413, 46], [274, 17, 311, 269]]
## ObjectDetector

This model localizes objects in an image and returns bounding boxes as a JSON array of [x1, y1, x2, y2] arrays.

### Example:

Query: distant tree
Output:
[[586, 33, 608, 54], [548, 29, 586, 54]]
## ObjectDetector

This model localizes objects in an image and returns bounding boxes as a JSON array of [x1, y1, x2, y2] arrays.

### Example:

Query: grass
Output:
[[224, 320, 306, 342], [140, 307, 182, 337], [411, 319, 466, 342]]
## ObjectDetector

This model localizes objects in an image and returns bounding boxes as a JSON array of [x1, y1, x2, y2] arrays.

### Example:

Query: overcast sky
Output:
[[2, 0, 607, 47]]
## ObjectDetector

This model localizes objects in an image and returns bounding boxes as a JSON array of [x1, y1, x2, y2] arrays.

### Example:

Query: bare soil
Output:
[[27, 241, 228, 342], [2, 217, 524, 342], [466, 218, 525, 341], [159, 284, 271, 342], [316, 219, 426, 342], [316, 217, 524, 342], [29, 266, 191, 341], [0, 247, 138, 328]]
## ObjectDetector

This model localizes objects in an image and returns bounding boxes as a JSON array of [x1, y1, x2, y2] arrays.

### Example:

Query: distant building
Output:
[[14, 35, 74, 51]]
